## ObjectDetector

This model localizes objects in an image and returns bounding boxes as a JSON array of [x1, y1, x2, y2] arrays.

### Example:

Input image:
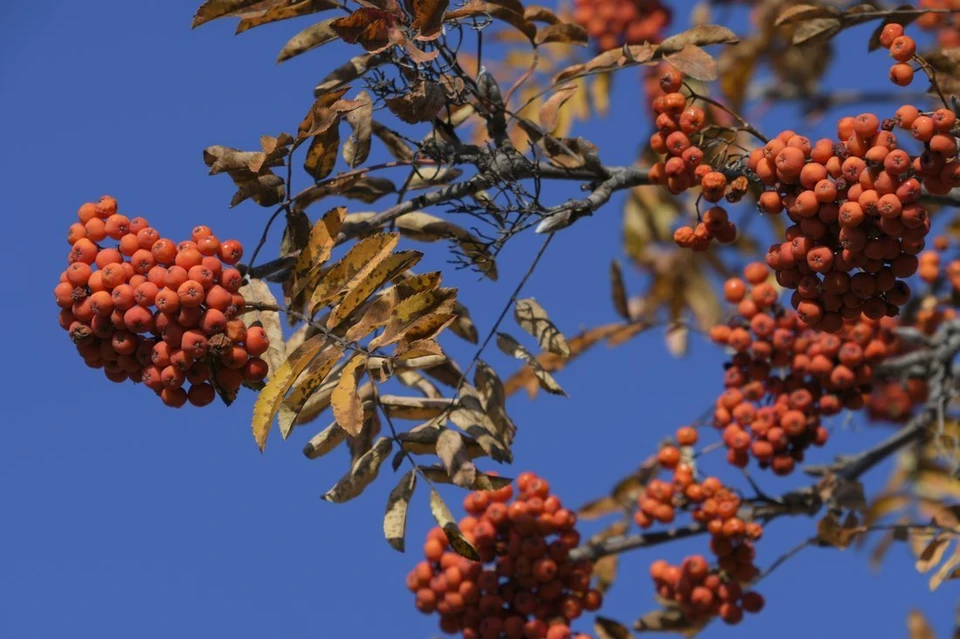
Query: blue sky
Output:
[[1, 1, 956, 638]]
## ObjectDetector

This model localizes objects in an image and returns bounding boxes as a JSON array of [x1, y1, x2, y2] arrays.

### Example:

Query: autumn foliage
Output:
[[55, 0, 960, 637]]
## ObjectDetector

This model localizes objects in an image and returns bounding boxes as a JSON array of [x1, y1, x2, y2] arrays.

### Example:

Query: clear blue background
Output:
[[1, 1, 955, 637]]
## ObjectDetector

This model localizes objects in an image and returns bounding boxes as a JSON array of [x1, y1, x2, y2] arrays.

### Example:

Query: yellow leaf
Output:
[[331, 354, 368, 437], [293, 206, 346, 297], [327, 250, 423, 329], [308, 232, 400, 313], [251, 335, 328, 451], [278, 345, 344, 439]]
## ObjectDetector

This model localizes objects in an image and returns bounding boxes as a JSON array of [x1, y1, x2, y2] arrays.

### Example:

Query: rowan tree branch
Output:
[[570, 317, 960, 562]]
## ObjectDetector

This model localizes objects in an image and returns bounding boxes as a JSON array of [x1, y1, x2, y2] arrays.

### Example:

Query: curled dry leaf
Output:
[[323, 437, 393, 503], [450, 301, 479, 344], [409, 0, 449, 40], [906, 610, 936, 639], [514, 298, 570, 358], [343, 90, 373, 167], [429, 488, 481, 561], [236, 0, 342, 33], [915, 532, 954, 573], [497, 332, 566, 396], [315, 51, 390, 95], [437, 429, 478, 488], [595, 616, 634, 639], [538, 84, 578, 134], [331, 355, 368, 437], [609, 261, 630, 320], [656, 24, 740, 52], [384, 470, 418, 552], [386, 79, 446, 124], [277, 18, 340, 63], [378, 395, 455, 420], [418, 465, 513, 491], [302, 420, 348, 459], [192, 0, 277, 28], [634, 607, 704, 634], [663, 44, 718, 82]]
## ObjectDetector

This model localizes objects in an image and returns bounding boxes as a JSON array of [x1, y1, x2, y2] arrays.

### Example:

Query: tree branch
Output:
[[570, 317, 960, 562]]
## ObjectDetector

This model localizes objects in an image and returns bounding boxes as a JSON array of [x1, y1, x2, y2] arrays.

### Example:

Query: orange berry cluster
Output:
[[55, 196, 269, 408], [914, 0, 960, 49], [879, 24, 922, 86], [650, 555, 765, 626], [407, 473, 601, 639], [708, 262, 903, 474], [753, 103, 960, 330], [639, 460, 764, 625], [643, 69, 739, 250], [572, 0, 671, 52]]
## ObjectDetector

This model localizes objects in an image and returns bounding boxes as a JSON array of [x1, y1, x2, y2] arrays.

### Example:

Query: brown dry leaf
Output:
[[864, 493, 911, 527], [237, 279, 287, 375], [192, 0, 277, 28], [303, 125, 341, 180], [384, 469, 417, 552], [496, 333, 566, 396], [277, 17, 340, 62], [309, 232, 400, 313], [372, 121, 415, 161], [664, 44, 717, 81], [315, 51, 390, 95], [538, 84, 578, 134], [817, 511, 866, 549], [514, 298, 570, 358], [418, 465, 512, 490], [391, 211, 497, 280], [634, 607, 703, 634], [445, 0, 537, 41], [345, 288, 399, 342], [331, 354, 368, 437], [235, 0, 340, 33], [930, 543, 960, 590], [327, 250, 423, 328], [429, 488, 481, 560], [916, 532, 954, 573], [322, 436, 392, 503], [409, 0, 449, 40], [302, 420, 348, 459], [907, 610, 936, 639], [775, 4, 841, 26], [379, 395, 455, 420], [252, 334, 328, 451], [657, 24, 739, 52], [535, 22, 588, 46], [437, 429, 478, 488], [474, 360, 517, 447], [343, 90, 373, 167], [595, 616, 634, 639], [450, 386, 511, 461], [610, 260, 630, 320], [450, 301, 479, 344], [386, 79, 446, 123]]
